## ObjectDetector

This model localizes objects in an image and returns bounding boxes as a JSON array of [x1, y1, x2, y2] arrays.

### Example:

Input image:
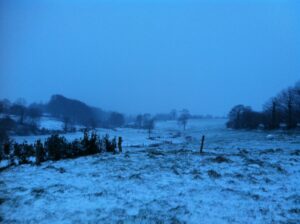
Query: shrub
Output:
[[14, 143, 29, 165], [44, 134, 68, 161], [35, 140, 45, 165], [80, 131, 100, 155], [103, 134, 116, 152]]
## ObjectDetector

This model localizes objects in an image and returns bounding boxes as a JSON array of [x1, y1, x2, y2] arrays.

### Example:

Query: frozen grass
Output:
[[1, 119, 300, 223]]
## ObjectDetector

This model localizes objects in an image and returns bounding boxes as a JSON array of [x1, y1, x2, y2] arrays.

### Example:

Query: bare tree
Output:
[[277, 87, 297, 129], [263, 97, 280, 129], [10, 101, 27, 125], [63, 116, 72, 132], [170, 109, 177, 120], [178, 109, 190, 131], [135, 114, 143, 128], [144, 118, 155, 138], [0, 99, 11, 114], [227, 105, 262, 129], [108, 112, 125, 127], [27, 107, 42, 127], [294, 81, 300, 125]]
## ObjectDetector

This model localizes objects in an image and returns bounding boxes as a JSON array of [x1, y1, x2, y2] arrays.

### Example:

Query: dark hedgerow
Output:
[[0, 131, 122, 168]]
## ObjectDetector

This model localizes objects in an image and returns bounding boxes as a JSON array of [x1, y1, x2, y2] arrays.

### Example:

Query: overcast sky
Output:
[[1, 0, 299, 116]]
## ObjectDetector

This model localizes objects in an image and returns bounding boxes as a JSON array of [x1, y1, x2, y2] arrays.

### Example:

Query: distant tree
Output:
[[294, 81, 300, 125], [0, 117, 13, 154], [0, 116, 17, 131], [27, 107, 42, 128], [10, 104, 27, 124], [0, 129, 9, 149], [108, 112, 125, 127], [27, 107, 42, 120], [227, 105, 262, 129], [62, 116, 73, 132], [170, 109, 177, 120], [277, 87, 297, 129], [144, 118, 155, 138], [178, 109, 190, 131], [0, 99, 11, 114], [15, 98, 26, 106], [227, 105, 245, 129], [263, 98, 281, 129], [88, 118, 97, 129], [135, 114, 143, 128], [154, 113, 171, 121]]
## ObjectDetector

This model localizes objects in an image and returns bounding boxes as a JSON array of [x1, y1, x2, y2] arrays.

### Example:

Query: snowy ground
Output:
[[1, 119, 300, 223]]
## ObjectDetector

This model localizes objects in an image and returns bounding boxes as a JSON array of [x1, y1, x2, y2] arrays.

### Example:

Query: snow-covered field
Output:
[[1, 119, 300, 223]]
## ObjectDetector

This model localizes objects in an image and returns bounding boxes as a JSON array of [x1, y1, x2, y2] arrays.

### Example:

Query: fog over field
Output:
[[1, 0, 300, 115], [0, 0, 300, 223]]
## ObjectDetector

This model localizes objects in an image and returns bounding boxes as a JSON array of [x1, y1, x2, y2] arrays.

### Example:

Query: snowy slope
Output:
[[1, 119, 300, 223]]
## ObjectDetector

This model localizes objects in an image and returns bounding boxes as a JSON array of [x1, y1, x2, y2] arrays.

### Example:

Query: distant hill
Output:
[[45, 95, 107, 127]]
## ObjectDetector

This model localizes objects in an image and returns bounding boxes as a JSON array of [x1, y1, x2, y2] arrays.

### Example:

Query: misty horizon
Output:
[[1, 0, 300, 116]]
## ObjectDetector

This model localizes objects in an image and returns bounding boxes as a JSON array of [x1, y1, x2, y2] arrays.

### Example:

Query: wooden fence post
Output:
[[200, 135, 205, 154]]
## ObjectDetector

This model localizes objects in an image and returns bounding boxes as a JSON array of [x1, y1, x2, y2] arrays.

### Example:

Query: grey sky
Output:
[[1, 0, 299, 116]]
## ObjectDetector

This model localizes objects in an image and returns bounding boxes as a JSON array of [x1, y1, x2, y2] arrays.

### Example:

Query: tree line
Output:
[[227, 81, 300, 130], [0, 95, 127, 144]]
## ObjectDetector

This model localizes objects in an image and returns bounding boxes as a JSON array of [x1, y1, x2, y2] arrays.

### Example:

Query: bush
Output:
[[35, 140, 45, 165], [44, 134, 68, 161], [81, 131, 100, 155], [14, 142, 34, 165], [103, 134, 116, 153]]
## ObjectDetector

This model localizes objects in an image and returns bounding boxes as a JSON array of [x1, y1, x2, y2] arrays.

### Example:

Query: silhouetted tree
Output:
[[263, 98, 281, 129], [144, 118, 155, 138], [294, 81, 300, 124], [10, 104, 27, 124], [170, 109, 177, 120], [62, 116, 73, 132], [227, 105, 262, 129], [108, 112, 125, 127], [135, 114, 143, 128], [0, 99, 11, 114], [277, 88, 297, 129], [178, 109, 190, 131]]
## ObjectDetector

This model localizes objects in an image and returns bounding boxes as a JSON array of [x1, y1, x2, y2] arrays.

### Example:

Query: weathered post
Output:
[[200, 135, 205, 154]]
